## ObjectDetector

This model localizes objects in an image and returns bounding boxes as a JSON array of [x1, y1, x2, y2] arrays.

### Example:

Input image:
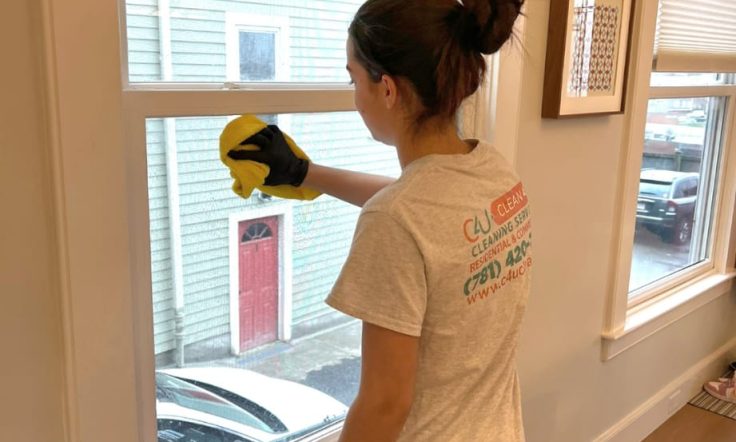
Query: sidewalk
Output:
[[248, 319, 361, 382], [180, 318, 362, 404], [209, 319, 362, 384]]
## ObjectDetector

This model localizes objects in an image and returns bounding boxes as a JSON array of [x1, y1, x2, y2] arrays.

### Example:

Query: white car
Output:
[[156, 367, 347, 442]]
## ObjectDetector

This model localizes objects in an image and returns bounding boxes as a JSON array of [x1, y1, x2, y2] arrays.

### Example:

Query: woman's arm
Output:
[[226, 125, 394, 207], [338, 322, 418, 442], [303, 163, 395, 208]]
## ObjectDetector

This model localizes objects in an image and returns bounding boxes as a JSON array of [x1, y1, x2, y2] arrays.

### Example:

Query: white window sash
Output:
[[122, 87, 355, 117]]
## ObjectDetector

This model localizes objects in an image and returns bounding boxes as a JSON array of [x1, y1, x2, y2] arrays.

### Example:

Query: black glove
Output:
[[227, 125, 309, 187]]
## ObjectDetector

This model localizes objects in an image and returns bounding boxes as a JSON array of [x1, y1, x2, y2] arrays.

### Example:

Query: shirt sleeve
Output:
[[326, 210, 427, 337]]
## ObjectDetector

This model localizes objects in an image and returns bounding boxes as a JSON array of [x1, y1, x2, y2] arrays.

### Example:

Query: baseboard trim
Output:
[[594, 335, 736, 442]]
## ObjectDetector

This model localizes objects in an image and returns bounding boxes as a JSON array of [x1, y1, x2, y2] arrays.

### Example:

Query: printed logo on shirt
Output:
[[461, 182, 532, 306], [490, 182, 528, 225]]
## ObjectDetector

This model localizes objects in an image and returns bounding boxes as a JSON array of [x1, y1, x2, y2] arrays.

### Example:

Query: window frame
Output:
[[602, 0, 736, 360]]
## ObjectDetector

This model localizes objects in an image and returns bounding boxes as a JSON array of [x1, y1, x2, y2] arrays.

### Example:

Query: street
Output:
[[630, 222, 694, 292]]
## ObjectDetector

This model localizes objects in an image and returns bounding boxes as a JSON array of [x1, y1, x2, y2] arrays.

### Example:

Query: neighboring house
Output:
[[127, 0, 401, 362]]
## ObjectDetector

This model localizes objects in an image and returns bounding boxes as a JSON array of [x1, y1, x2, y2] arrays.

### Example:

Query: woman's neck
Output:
[[395, 119, 472, 169]]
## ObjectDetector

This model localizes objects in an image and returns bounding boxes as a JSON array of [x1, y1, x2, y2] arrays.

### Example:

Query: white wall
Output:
[[0, 1, 66, 440], [514, 1, 736, 441]]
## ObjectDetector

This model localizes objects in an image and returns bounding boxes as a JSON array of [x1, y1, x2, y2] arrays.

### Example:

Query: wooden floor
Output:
[[644, 404, 736, 441]]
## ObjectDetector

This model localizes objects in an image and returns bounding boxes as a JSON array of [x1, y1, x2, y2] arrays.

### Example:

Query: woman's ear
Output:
[[380, 74, 399, 110]]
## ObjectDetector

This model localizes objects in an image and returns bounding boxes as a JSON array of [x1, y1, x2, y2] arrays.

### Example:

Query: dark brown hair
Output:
[[349, 0, 524, 127]]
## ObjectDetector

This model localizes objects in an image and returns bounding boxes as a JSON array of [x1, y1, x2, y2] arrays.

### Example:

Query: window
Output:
[[241, 222, 273, 242], [225, 13, 289, 82], [49, 0, 502, 437], [604, 0, 736, 359]]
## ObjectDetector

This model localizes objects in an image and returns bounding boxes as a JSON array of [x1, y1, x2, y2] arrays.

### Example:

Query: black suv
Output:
[[636, 169, 699, 245]]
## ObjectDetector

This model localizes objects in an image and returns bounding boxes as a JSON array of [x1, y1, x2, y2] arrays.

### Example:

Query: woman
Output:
[[229, 0, 530, 440]]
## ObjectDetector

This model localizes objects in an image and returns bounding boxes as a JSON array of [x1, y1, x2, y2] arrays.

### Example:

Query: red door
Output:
[[238, 216, 279, 353]]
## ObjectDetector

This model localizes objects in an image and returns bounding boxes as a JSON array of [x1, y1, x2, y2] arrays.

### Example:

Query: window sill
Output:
[[602, 270, 736, 360]]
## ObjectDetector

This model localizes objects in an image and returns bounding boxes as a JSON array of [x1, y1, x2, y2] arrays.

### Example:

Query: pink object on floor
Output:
[[704, 372, 736, 404]]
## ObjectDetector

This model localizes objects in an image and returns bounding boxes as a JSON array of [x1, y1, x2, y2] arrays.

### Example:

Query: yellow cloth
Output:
[[219, 115, 321, 200]]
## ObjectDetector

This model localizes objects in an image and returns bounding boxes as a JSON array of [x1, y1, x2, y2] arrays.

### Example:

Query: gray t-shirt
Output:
[[327, 140, 532, 441]]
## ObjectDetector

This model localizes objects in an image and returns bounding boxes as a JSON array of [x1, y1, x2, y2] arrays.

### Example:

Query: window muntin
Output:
[[628, 96, 727, 297], [124, 1, 362, 83], [241, 223, 274, 242]]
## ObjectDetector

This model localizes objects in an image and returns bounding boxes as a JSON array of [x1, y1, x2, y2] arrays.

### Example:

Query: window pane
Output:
[[146, 112, 399, 438], [124, 1, 364, 83], [629, 97, 726, 295], [239, 32, 275, 81]]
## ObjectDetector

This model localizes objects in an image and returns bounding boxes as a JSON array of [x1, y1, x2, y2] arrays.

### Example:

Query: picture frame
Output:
[[542, 0, 635, 119]]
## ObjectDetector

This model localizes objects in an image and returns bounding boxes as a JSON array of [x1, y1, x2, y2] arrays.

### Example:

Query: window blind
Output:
[[654, 0, 736, 72]]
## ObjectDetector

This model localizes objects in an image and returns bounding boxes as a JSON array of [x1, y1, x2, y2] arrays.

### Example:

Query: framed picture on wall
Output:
[[542, 0, 635, 118]]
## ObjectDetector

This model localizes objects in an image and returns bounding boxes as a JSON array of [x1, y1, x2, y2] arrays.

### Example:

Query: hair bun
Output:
[[456, 0, 524, 55], [447, 6, 483, 52]]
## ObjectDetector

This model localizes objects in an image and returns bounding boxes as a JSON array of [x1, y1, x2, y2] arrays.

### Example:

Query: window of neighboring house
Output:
[[224, 13, 289, 83], [604, 0, 736, 359], [239, 32, 275, 80]]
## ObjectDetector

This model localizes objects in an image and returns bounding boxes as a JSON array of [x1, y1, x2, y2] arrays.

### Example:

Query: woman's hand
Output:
[[227, 125, 309, 186], [229, 124, 395, 206]]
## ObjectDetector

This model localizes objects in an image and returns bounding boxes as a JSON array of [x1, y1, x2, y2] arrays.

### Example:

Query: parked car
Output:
[[636, 169, 699, 245], [156, 367, 347, 442], [686, 109, 707, 122]]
